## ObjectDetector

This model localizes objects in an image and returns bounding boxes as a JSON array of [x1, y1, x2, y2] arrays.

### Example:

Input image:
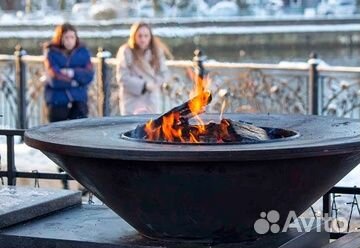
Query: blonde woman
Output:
[[116, 22, 172, 115]]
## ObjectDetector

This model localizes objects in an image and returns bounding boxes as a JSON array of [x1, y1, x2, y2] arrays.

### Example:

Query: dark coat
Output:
[[44, 44, 94, 107]]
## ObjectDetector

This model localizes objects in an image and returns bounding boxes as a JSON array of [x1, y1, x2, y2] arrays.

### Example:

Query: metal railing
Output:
[[2, 46, 360, 129], [323, 187, 360, 239], [0, 129, 73, 187]]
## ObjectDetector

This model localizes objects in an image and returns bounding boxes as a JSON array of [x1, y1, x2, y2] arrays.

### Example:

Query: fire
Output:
[[144, 120, 161, 140], [142, 66, 212, 143], [189, 132, 200, 143], [188, 91, 210, 116], [161, 113, 184, 142]]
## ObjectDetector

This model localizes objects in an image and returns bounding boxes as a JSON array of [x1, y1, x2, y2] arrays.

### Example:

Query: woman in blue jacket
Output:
[[44, 23, 94, 122]]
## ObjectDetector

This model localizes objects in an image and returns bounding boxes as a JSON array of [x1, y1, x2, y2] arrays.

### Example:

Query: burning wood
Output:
[[131, 91, 212, 140], [130, 98, 270, 144], [226, 119, 269, 142], [153, 91, 212, 127], [179, 119, 270, 143]]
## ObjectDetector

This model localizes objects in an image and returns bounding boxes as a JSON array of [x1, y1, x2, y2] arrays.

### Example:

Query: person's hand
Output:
[[71, 80, 79, 87], [60, 68, 74, 78], [145, 81, 157, 92], [67, 69, 74, 78]]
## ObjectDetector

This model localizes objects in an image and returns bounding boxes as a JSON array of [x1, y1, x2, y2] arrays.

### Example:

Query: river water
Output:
[[80, 43, 358, 66], [171, 44, 360, 66]]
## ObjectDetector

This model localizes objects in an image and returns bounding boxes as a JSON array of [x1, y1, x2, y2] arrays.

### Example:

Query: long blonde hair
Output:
[[127, 22, 173, 72]]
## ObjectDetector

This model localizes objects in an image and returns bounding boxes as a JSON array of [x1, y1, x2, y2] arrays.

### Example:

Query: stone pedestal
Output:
[[0, 204, 329, 248], [0, 186, 81, 229]]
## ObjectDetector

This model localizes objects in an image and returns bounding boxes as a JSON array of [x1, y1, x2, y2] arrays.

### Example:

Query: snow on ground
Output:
[[0, 142, 57, 173], [0, 141, 79, 190], [0, 14, 359, 26]]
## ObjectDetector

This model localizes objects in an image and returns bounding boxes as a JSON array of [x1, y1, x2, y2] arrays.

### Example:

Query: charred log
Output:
[[131, 91, 212, 139], [131, 119, 270, 144], [226, 119, 270, 142], [153, 91, 212, 127]]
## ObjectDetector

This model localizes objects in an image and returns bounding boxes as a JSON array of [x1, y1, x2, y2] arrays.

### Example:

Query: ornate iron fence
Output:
[[0, 47, 360, 129], [319, 65, 360, 118], [0, 55, 16, 128]]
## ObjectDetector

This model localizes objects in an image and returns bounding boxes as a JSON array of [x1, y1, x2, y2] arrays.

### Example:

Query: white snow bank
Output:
[[1, 24, 360, 39]]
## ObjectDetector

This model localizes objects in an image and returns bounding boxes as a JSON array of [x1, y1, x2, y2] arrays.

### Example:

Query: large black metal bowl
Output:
[[24, 114, 360, 242]]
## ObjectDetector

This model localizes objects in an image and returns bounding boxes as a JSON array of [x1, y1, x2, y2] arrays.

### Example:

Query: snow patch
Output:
[[1, 24, 360, 39]]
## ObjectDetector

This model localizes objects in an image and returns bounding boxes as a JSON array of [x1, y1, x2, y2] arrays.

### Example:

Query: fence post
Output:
[[308, 52, 320, 115], [6, 135, 16, 185], [96, 47, 111, 116], [14, 45, 27, 129]]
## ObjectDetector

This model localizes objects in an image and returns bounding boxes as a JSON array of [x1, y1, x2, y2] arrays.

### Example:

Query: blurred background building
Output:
[[0, 0, 358, 19]]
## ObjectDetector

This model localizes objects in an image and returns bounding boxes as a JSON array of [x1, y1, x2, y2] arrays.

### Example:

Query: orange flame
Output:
[[144, 67, 212, 143], [189, 132, 200, 143], [161, 113, 184, 142], [144, 120, 161, 140]]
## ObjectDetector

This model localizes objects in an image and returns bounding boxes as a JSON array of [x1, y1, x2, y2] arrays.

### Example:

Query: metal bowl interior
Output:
[[121, 125, 300, 145]]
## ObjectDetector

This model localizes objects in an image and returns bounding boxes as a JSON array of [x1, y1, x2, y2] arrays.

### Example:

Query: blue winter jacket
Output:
[[44, 44, 94, 107]]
